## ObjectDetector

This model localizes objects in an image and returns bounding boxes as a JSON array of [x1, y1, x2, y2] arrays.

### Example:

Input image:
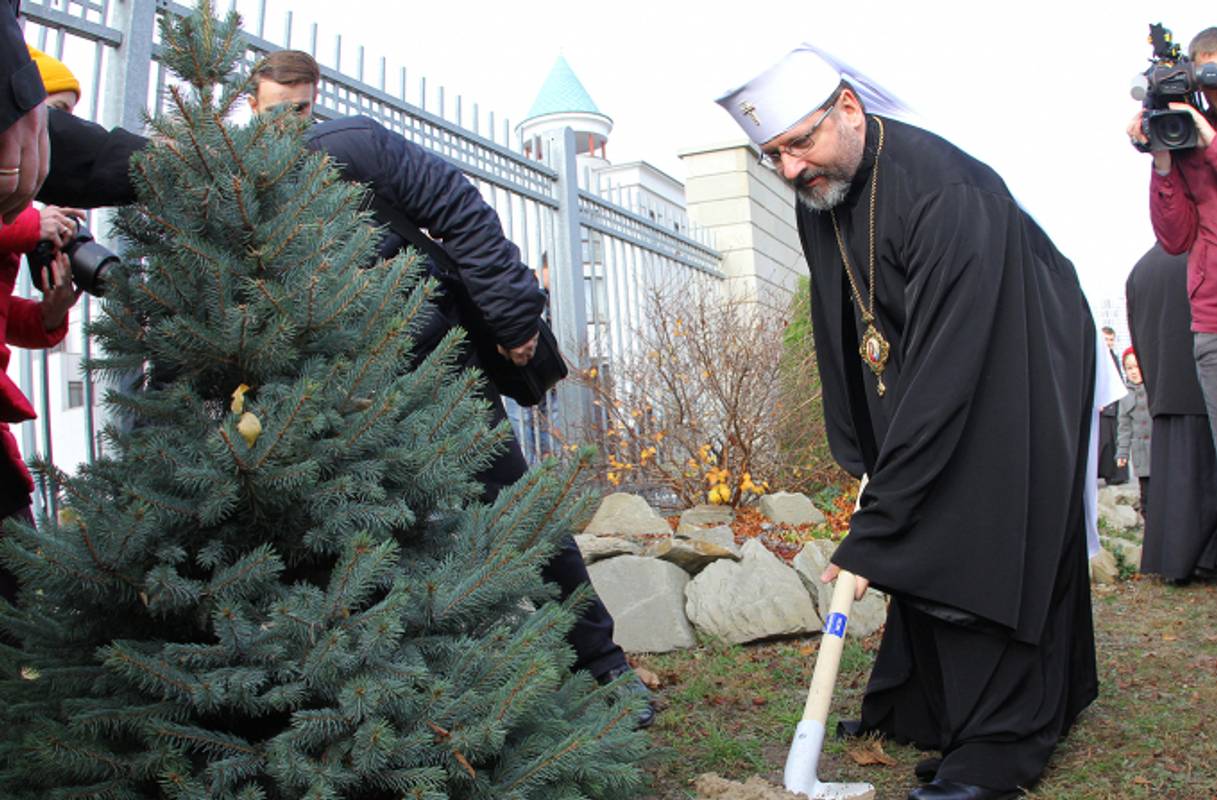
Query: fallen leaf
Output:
[[846, 740, 897, 767], [634, 666, 661, 689]]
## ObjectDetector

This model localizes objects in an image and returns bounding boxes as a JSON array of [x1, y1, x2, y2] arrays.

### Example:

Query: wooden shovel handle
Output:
[[801, 569, 857, 723], [802, 474, 867, 723]]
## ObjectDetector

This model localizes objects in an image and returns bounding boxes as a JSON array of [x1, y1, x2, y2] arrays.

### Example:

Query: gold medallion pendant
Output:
[[858, 322, 890, 396]]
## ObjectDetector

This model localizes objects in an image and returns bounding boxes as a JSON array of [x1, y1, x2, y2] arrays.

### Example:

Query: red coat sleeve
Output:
[[0, 206, 42, 254], [6, 295, 67, 349]]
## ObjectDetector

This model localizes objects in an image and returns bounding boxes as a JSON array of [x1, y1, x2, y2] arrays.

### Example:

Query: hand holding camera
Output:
[[36, 205, 84, 250], [26, 216, 119, 297], [37, 249, 77, 331]]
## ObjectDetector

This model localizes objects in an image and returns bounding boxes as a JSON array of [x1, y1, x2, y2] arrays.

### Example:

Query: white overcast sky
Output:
[[236, 0, 1210, 308]]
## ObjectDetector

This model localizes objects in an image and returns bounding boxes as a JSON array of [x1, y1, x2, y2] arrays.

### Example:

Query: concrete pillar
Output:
[[679, 141, 805, 309]]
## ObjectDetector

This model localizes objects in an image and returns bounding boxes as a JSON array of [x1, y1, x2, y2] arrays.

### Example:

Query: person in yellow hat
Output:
[[26, 46, 79, 114]]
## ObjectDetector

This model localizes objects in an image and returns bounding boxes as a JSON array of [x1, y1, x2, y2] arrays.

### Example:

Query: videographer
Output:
[[1128, 26, 1217, 454]]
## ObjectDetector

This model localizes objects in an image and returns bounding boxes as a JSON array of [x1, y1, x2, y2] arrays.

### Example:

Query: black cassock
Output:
[[1126, 245, 1217, 581], [797, 117, 1098, 790]]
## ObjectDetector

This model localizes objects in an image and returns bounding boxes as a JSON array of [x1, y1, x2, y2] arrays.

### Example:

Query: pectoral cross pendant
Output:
[[859, 322, 890, 397]]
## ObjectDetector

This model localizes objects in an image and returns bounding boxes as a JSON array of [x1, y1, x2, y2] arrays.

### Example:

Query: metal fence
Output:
[[14, 0, 721, 515]]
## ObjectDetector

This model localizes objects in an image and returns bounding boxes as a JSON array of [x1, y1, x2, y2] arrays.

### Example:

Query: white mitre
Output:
[[715, 43, 912, 146]]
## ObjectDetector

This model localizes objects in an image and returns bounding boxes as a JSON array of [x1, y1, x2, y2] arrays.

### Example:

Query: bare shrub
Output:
[[577, 275, 844, 507]]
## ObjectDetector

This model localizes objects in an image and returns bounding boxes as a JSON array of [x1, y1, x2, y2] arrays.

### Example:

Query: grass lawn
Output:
[[635, 575, 1217, 800]]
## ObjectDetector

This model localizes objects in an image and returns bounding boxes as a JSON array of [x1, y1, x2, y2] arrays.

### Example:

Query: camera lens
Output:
[[69, 241, 118, 297], [1148, 109, 1197, 151]]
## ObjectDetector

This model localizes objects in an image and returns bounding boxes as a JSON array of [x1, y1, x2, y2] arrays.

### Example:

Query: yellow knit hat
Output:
[[27, 45, 81, 99]]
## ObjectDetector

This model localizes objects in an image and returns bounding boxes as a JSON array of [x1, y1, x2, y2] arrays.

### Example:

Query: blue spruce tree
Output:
[[0, 3, 646, 797]]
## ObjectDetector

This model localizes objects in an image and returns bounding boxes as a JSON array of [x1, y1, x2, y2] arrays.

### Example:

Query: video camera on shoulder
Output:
[[26, 219, 118, 297], [1132, 23, 1217, 151]]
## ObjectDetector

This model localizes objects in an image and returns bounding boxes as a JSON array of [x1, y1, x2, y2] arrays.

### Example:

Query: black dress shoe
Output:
[[598, 665, 656, 729], [907, 778, 1021, 800], [914, 756, 942, 783], [835, 718, 864, 739]]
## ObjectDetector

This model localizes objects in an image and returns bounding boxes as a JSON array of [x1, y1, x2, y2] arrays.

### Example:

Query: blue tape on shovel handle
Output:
[[824, 612, 848, 638]]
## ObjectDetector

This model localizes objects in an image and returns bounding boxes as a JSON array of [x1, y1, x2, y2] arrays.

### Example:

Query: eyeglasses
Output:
[[760, 101, 836, 166]]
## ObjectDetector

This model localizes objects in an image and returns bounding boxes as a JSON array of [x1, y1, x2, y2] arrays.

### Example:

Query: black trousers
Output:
[[477, 382, 627, 680], [1097, 411, 1128, 485]]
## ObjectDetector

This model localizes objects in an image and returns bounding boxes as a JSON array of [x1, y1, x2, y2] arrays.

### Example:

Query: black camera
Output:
[[1132, 23, 1217, 151], [27, 221, 118, 297]]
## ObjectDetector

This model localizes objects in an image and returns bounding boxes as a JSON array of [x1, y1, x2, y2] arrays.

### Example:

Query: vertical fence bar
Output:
[[545, 128, 591, 439]]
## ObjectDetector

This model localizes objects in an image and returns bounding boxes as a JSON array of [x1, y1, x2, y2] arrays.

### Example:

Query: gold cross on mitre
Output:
[[739, 101, 761, 126]]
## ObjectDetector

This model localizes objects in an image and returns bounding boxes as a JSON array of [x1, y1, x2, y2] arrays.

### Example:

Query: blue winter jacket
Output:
[[305, 115, 545, 353]]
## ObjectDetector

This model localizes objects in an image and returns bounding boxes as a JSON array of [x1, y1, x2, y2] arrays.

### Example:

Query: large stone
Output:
[[679, 504, 735, 529], [1099, 482, 1141, 507], [646, 537, 740, 575], [685, 539, 817, 644], [791, 539, 887, 638], [1090, 547, 1119, 584], [573, 534, 642, 564], [675, 524, 739, 555], [587, 556, 696, 653], [1098, 498, 1141, 531], [583, 493, 672, 537], [1102, 536, 1142, 571], [758, 491, 826, 526]]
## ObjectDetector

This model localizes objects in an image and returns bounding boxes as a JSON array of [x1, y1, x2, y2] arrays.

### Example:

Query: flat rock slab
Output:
[[587, 555, 696, 653], [583, 493, 672, 537], [685, 539, 817, 644], [759, 491, 826, 526], [646, 537, 740, 575], [573, 534, 642, 564], [679, 504, 735, 529], [675, 524, 739, 554]]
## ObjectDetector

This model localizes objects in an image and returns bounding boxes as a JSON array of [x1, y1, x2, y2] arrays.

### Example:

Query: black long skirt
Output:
[[852, 502, 1097, 791], [1142, 414, 1217, 581]]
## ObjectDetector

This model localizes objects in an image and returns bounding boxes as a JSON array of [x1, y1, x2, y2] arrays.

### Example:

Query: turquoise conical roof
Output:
[[525, 56, 605, 120]]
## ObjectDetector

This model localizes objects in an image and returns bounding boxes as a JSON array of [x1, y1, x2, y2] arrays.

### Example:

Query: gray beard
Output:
[[795, 177, 851, 211]]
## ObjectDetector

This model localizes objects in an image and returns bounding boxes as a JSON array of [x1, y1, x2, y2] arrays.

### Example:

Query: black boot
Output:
[[598, 664, 656, 729]]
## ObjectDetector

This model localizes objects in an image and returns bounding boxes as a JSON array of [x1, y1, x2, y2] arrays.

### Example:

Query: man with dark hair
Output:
[[1126, 244, 1217, 583], [1128, 26, 1217, 456], [250, 52, 655, 726], [718, 44, 1099, 800], [247, 49, 321, 118]]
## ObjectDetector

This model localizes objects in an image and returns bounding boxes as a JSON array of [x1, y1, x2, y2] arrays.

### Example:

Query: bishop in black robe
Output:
[[1126, 244, 1217, 581], [793, 112, 1098, 795], [715, 45, 1099, 799]]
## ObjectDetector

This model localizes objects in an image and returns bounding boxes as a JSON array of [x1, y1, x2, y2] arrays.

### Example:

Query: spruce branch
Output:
[[167, 85, 217, 183]]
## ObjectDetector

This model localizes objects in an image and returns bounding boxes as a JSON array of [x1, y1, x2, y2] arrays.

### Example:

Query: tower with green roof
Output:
[[518, 55, 613, 163]]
